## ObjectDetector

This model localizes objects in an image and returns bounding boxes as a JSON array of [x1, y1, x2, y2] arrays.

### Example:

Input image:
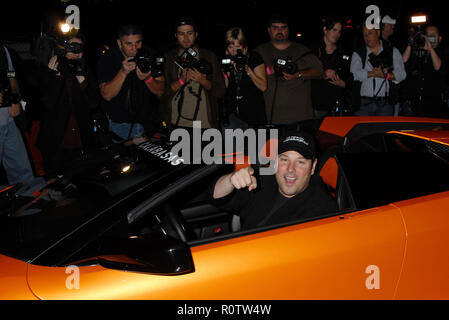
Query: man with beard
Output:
[[255, 14, 323, 125], [162, 16, 225, 130]]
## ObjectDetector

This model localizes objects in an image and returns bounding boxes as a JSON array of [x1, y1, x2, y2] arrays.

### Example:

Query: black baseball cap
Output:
[[278, 131, 316, 160]]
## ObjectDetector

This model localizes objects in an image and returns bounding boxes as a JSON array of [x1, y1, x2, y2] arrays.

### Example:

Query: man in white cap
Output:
[[382, 15, 397, 45]]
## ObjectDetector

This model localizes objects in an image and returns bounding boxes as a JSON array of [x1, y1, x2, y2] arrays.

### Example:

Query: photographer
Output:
[[0, 44, 34, 185], [310, 17, 352, 118], [255, 14, 323, 125], [38, 33, 100, 176], [401, 25, 448, 118], [97, 24, 165, 140], [350, 25, 406, 116], [381, 15, 397, 47], [162, 16, 225, 130], [222, 27, 267, 128]]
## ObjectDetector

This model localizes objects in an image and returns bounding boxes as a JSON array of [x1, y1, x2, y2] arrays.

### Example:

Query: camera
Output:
[[0, 70, 20, 108], [129, 47, 165, 77], [234, 49, 248, 73], [175, 48, 212, 75], [62, 58, 86, 76], [408, 27, 426, 49], [64, 42, 84, 54], [408, 25, 434, 57], [334, 54, 351, 80], [33, 34, 84, 67], [221, 56, 233, 73], [221, 49, 248, 73], [273, 57, 298, 77], [368, 50, 393, 70]]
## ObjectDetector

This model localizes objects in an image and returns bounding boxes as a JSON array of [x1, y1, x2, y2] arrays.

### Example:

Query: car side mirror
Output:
[[97, 232, 194, 275]]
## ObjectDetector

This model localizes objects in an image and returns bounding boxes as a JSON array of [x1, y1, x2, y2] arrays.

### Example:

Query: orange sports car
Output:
[[1, 116, 449, 300]]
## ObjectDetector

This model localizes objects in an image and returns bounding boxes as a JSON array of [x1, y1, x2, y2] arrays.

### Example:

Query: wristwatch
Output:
[[297, 72, 303, 80]]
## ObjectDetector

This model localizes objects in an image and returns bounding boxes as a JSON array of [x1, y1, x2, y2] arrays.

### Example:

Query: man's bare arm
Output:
[[213, 167, 258, 199], [100, 69, 128, 101], [100, 57, 135, 101]]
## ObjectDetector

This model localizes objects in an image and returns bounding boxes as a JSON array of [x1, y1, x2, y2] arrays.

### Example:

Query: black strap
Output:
[[175, 83, 204, 127], [191, 85, 203, 121], [233, 71, 243, 115], [357, 41, 393, 69], [175, 85, 185, 127], [355, 42, 394, 99], [269, 78, 279, 125]]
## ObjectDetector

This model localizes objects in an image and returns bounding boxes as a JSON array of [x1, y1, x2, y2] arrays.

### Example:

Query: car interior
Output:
[[153, 148, 355, 245]]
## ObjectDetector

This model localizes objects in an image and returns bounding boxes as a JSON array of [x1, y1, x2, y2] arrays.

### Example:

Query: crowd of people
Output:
[[1, 13, 449, 186]]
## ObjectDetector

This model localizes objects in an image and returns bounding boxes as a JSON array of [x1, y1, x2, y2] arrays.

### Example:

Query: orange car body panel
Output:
[[26, 205, 405, 300], [0, 255, 36, 300], [3, 117, 449, 299], [319, 157, 339, 190], [392, 191, 449, 299]]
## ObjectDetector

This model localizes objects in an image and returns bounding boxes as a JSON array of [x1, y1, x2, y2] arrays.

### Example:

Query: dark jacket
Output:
[[212, 174, 338, 230], [309, 40, 352, 111], [162, 46, 226, 129], [37, 62, 100, 157], [96, 45, 163, 133]]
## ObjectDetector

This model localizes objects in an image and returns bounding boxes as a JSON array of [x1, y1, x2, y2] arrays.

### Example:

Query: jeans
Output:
[[108, 119, 145, 141], [0, 119, 34, 185], [356, 98, 393, 116]]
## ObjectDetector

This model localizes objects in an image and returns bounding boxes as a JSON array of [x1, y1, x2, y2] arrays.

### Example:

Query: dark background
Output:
[[1, 0, 447, 63], [0, 0, 446, 183]]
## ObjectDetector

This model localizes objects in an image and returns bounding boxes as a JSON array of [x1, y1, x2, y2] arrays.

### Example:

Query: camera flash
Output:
[[60, 23, 71, 33], [411, 15, 427, 24]]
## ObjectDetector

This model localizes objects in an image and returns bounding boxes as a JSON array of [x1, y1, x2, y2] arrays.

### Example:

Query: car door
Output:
[[392, 191, 449, 299], [26, 204, 406, 300]]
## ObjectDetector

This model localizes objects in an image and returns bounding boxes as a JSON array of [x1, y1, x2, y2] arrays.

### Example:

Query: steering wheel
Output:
[[164, 204, 188, 242]]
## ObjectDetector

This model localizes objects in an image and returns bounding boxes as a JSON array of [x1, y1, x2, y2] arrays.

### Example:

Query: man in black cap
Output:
[[162, 16, 225, 130], [212, 131, 337, 230]]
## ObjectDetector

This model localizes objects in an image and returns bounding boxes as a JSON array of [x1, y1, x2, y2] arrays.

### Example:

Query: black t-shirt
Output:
[[404, 46, 448, 100], [212, 174, 338, 230], [96, 45, 160, 126], [225, 51, 267, 125]]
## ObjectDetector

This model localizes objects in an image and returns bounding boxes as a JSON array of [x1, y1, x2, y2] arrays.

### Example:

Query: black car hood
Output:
[[0, 139, 200, 265]]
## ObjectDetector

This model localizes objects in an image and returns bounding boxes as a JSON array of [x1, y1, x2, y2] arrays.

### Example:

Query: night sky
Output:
[[2, 0, 447, 62]]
